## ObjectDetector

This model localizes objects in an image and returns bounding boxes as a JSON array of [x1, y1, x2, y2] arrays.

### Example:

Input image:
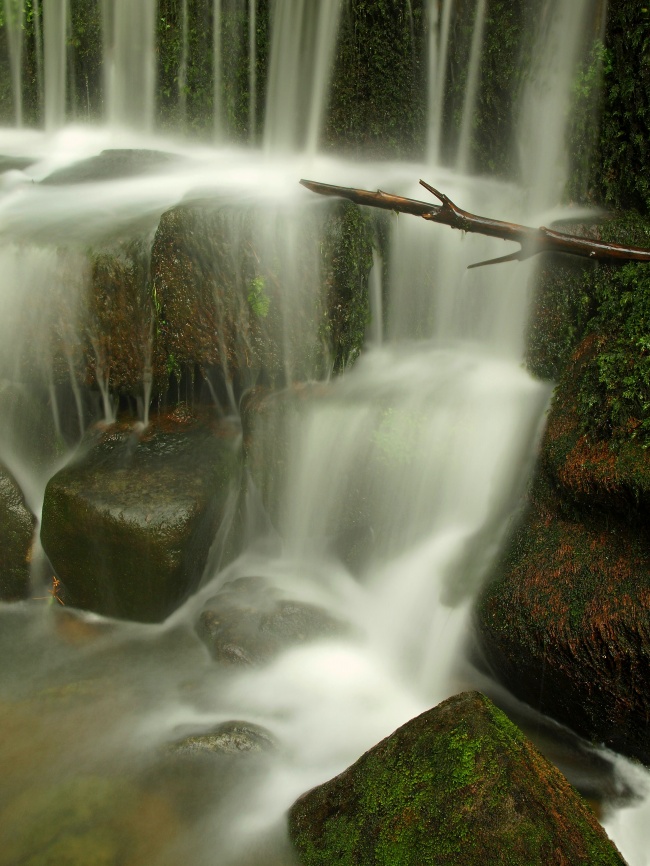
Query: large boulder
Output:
[[288, 691, 624, 866], [476, 334, 650, 765], [40, 411, 241, 622], [0, 462, 36, 601]]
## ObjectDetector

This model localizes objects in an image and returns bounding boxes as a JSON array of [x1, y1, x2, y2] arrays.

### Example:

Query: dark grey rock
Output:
[[196, 575, 346, 665], [40, 414, 241, 622], [167, 720, 276, 758]]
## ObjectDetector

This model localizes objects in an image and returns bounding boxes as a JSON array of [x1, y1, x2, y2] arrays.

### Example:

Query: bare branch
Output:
[[300, 178, 650, 268]]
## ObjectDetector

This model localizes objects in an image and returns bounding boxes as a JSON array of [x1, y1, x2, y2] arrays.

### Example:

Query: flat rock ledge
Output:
[[288, 691, 624, 866]]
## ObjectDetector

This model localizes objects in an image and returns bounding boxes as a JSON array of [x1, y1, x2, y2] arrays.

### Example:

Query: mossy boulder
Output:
[[475, 461, 650, 764], [288, 690, 624, 866], [150, 197, 374, 401], [40, 411, 241, 622], [0, 462, 36, 601], [196, 575, 346, 665]]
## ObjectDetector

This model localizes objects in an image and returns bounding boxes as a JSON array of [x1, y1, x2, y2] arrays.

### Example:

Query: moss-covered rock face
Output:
[[325, 0, 426, 158], [150, 197, 374, 398], [0, 462, 35, 601], [288, 690, 624, 866], [598, 1, 650, 213], [40, 410, 241, 622], [476, 464, 650, 765]]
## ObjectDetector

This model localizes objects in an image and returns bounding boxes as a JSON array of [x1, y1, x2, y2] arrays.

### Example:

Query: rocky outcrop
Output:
[[288, 691, 624, 866], [196, 576, 347, 665], [40, 411, 241, 622], [476, 335, 650, 765], [0, 462, 35, 601]]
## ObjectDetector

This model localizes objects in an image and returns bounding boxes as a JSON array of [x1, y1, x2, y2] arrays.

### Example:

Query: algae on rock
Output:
[[288, 691, 624, 866]]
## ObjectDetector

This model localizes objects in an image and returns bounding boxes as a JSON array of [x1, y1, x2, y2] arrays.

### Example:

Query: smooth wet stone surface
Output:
[[40, 413, 241, 622], [41, 149, 181, 185], [0, 461, 35, 601], [167, 720, 276, 758], [196, 575, 347, 665], [288, 691, 625, 866]]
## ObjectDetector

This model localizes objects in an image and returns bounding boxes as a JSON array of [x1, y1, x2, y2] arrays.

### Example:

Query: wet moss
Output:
[[321, 200, 374, 372], [289, 691, 624, 865], [325, 0, 427, 158], [476, 466, 650, 764]]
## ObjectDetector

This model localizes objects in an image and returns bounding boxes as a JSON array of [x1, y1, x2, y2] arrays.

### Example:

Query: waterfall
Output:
[[0, 2, 646, 864], [3, 0, 24, 127], [456, 0, 487, 172], [426, 0, 453, 165], [263, 0, 343, 153], [43, 0, 68, 130], [102, 0, 157, 131], [518, 0, 591, 211]]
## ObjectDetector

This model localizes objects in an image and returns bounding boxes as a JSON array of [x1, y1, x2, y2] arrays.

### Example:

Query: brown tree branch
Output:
[[300, 178, 650, 268]]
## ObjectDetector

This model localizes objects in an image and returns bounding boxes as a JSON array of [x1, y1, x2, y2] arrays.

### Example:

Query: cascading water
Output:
[[1, 1, 649, 864]]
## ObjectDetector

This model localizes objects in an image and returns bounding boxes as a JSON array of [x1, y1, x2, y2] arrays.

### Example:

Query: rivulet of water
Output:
[[1, 1, 647, 864]]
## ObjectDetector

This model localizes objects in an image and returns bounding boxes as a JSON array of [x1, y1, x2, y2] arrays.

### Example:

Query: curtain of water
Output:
[[43, 0, 68, 131], [426, 0, 453, 165], [263, 0, 342, 153], [456, 0, 487, 173], [517, 0, 591, 212], [3, 0, 24, 127], [103, 0, 157, 131]]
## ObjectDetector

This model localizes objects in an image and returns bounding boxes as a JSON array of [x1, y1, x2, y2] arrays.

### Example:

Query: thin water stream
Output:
[[1, 0, 649, 863]]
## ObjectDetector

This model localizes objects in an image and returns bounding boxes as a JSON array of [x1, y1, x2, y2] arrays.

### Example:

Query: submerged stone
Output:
[[41, 149, 181, 185], [196, 575, 347, 665], [0, 461, 35, 601], [40, 413, 241, 622], [167, 720, 276, 758], [288, 691, 625, 866]]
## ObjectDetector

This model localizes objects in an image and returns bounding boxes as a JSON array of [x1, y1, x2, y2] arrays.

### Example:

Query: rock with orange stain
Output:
[[475, 468, 650, 765]]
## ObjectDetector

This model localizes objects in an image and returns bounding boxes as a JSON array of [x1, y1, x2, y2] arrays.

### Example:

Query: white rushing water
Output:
[[1, 1, 648, 864]]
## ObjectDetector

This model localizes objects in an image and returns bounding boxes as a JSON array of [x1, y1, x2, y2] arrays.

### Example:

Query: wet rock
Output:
[[288, 691, 625, 866], [167, 720, 276, 758], [0, 462, 36, 601], [40, 413, 241, 622], [475, 468, 650, 766], [196, 576, 346, 665], [41, 149, 181, 185]]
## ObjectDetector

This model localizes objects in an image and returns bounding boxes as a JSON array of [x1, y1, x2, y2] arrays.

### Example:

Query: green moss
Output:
[[321, 200, 374, 372], [325, 0, 427, 158], [289, 692, 624, 865]]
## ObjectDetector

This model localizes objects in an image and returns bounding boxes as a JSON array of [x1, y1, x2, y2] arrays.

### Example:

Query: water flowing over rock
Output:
[[288, 691, 624, 866], [40, 412, 241, 622], [0, 461, 35, 601], [196, 575, 348, 665]]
